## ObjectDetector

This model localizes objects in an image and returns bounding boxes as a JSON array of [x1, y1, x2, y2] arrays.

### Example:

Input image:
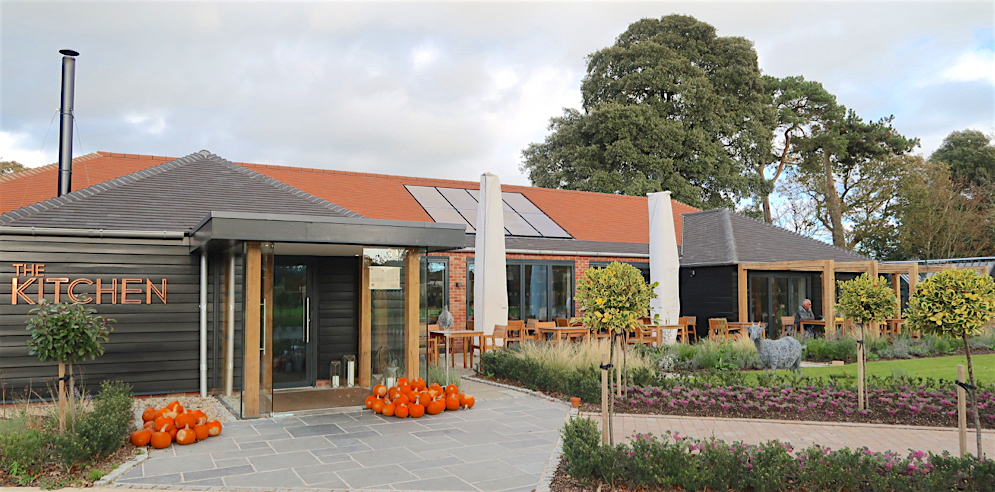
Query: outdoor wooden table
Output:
[[798, 319, 845, 338], [884, 318, 905, 336], [429, 330, 484, 369], [535, 326, 590, 344]]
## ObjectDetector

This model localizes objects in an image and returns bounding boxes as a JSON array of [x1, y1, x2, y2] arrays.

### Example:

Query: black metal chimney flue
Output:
[[57, 49, 79, 197]]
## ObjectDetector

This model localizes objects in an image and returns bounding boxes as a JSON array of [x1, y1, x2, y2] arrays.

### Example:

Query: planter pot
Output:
[[570, 397, 581, 408], [660, 328, 679, 345]]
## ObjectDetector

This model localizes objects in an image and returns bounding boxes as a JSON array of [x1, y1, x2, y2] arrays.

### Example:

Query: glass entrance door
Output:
[[273, 263, 313, 387], [749, 274, 809, 337]]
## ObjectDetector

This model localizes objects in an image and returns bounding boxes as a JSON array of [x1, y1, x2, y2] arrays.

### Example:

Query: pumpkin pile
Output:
[[365, 377, 474, 418], [130, 401, 223, 449]]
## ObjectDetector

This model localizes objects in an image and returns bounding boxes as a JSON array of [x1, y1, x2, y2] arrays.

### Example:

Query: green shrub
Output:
[[54, 380, 133, 466], [0, 429, 52, 474], [562, 417, 995, 491], [804, 337, 858, 362]]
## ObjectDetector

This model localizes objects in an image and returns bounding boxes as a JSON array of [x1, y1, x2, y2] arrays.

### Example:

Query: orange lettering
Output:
[[146, 279, 167, 304], [11, 277, 36, 304], [67, 278, 93, 304], [12, 264, 25, 276], [96, 279, 117, 304], [121, 278, 142, 304], [45, 278, 69, 303]]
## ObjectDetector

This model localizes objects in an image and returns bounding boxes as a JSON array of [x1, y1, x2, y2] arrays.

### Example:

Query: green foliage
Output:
[[54, 381, 133, 466], [0, 160, 26, 176], [575, 262, 657, 335], [25, 301, 113, 365], [521, 15, 766, 208], [562, 417, 995, 491], [0, 429, 52, 475], [907, 269, 995, 339], [930, 129, 995, 188], [837, 274, 897, 324]]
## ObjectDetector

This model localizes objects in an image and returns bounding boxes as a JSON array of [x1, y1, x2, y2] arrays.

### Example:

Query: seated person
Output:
[[794, 299, 816, 336]]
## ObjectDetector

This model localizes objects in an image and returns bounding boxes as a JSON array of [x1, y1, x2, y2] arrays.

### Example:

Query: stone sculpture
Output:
[[748, 325, 802, 377]]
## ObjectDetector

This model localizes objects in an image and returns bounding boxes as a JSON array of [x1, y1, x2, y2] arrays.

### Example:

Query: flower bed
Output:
[[559, 417, 995, 492], [616, 382, 995, 429]]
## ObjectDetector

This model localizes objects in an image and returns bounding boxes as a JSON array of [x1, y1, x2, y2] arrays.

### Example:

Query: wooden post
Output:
[[359, 258, 372, 388], [58, 360, 66, 433], [601, 352, 609, 445], [243, 242, 262, 418], [404, 250, 421, 379], [737, 264, 748, 322], [822, 260, 835, 337], [262, 251, 274, 397], [857, 323, 865, 411], [958, 364, 967, 458]]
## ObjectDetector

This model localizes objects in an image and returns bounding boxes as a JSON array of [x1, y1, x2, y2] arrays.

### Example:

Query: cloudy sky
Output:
[[1, 1, 992, 187]]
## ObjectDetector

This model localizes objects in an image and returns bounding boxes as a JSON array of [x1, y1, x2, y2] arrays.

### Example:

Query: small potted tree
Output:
[[836, 273, 897, 411], [906, 268, 995, 459], [575, 262, 657, 445], [26, 301, 113, 433]]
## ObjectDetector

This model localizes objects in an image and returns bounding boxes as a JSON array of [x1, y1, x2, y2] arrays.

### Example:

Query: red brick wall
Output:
[[427, 251, 648, 328]]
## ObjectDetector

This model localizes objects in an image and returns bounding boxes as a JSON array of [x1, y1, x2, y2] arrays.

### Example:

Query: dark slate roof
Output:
[[463, 234, 652, 256], [0, 151, 361, 232], [679, 208, 868, 266]]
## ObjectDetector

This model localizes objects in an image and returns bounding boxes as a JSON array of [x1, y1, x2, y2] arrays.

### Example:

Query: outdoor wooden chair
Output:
[[535, 320, 556, 341], [525, 318, 539, 340], [555, 318, 569, 327], [708, 318, 730, 341], [506, 320, 526, 346], [678, 316, 698, 343], [780, 316, 797, 338], [483, 325, 510, 352]]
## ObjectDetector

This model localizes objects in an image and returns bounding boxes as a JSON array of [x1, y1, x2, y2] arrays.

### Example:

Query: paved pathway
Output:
[[587, 412, 995, 456], [112, 380, 566, 492]]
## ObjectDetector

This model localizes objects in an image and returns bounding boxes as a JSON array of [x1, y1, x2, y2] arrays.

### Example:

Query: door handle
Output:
[[305, 297, 311, 343], [261, 299, 266, 355]]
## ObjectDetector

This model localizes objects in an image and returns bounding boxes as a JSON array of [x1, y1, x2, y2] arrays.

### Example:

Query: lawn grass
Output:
[[743, 353, 995, 385]]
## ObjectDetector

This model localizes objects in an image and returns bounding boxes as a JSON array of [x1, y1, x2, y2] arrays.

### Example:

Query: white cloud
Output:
[[125, 113, 167, 135], [410, 43, 440, 70], [0, 131, 57, 168], [940, 50, 995, 84]]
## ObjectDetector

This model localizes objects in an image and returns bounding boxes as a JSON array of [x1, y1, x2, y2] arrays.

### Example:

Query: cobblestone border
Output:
[[94, 450, 149, 487]]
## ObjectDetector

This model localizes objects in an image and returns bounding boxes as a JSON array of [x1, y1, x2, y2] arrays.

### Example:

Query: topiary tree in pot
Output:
[[836, 273, 897, 411], [575, 262, 657, 445], [906, 268, 995, 459], [25, 301, 113, 433]]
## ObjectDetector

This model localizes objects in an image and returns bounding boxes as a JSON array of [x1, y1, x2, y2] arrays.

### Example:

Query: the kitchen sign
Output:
[[9, 263, 167, 305]]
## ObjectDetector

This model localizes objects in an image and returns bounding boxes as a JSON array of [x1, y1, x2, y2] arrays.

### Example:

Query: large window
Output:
[[468, 259, 574, 323], [748, 273, 810, 337], [420, 257, 448, 324]]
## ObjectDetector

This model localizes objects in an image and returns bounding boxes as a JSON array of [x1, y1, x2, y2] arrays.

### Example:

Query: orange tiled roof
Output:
[[0, 152, 697, 245]]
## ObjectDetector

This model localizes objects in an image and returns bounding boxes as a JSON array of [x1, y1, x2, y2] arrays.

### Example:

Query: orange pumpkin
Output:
[[143, 420, 154, 430], [150, 431, 172, 449], [167, 426, 178, 441], [426, 400, 445, 415], [175, 412, 198, 429], [372, 400, 385, 414], [365, 395, 377, 409], [152, 408, 167, 420], [175, 428, 196, 445], [130, 429, 152, 446], [193, 424, 210, 441], [206, 420, 223, 437], [461, 395, 475, 409], [399, 384, 412, 394], [141, 408, 157, 422], [429, 383, 443, 393], [397, 377, 410, 387], [445, 396, 460, 411], [394, 404, 408, 418], [418, 392, 432, 406], [167, 401, 183, 413], [153, 416, 175, 432], [445, 384, 458, 396], [412, 378, 426, 391], [191, 409, 208, 426], [393, 394, 409, 406], [382, 403, 396, 417], [387, 387, 400, 400], [373, 384, 387, 397], [408, 403, 425, 418]]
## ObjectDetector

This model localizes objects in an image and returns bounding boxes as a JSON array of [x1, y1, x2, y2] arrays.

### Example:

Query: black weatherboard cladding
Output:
[[0, 235, 203, 396], [316, 257, 360, 380], [679, 265, 738, 340]]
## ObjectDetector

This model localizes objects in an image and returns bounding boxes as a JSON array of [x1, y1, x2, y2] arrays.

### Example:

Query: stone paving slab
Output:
[[587, 412, 995, 456], [110, 379, 568, 491]]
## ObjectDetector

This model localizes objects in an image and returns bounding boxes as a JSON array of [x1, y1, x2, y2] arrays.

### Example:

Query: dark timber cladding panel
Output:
[[316, 257, 359, 380], [0, 235, 201, 396], [679, 265, 738, 340], [206, 252, 244, 393]]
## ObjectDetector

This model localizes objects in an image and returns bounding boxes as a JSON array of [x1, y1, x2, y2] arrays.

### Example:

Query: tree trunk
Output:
[[58, 359, 66, 433], [608, 333, 617, 447], [857, 324, 865, 411], [763, 195, 773, 224], [964, 335, 985, 459], [68, 363, 75, 432], [823, 153, 846, 248]]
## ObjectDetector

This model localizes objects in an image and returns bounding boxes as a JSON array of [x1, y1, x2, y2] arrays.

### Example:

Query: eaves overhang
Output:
[[190, 211, 467, 253]]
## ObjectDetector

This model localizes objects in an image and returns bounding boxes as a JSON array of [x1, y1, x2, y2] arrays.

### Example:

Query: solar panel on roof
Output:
[[405, 185, 570, 238]]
